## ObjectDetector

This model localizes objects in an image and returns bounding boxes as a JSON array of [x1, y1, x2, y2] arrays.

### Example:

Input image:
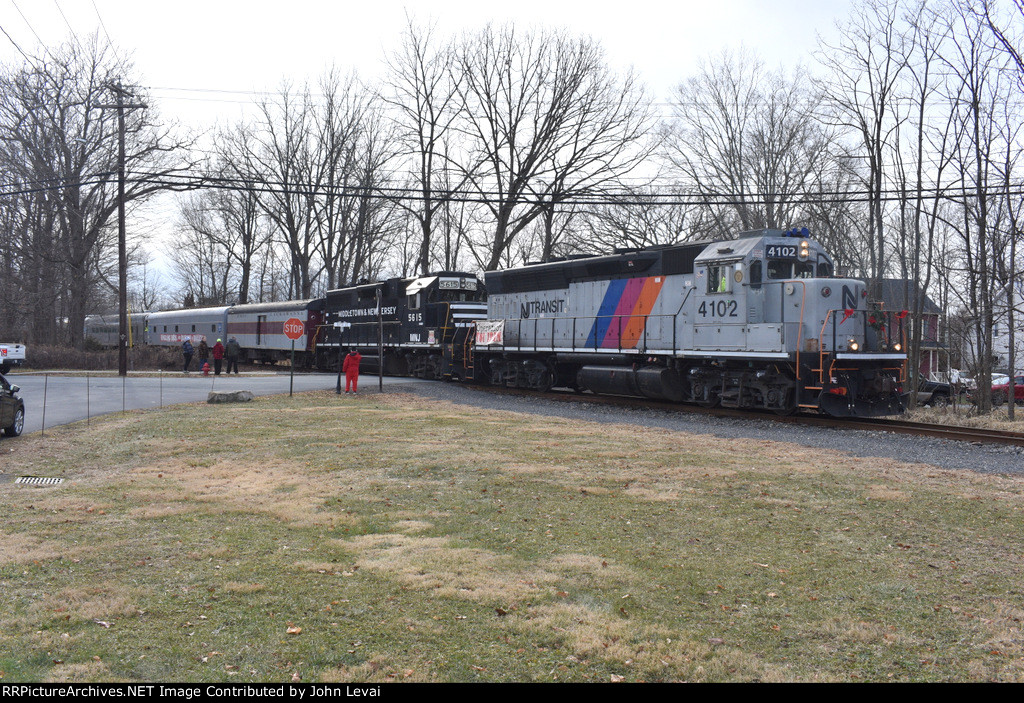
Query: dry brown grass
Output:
[[3, 390, 1024, 682]]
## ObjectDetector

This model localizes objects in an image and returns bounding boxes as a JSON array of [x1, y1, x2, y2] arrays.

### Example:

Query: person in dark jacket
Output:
[[343, 349, 362, 393], [182, 339, 194, 373], [212, 339, 225, 375], [225, 337, 241, 374]]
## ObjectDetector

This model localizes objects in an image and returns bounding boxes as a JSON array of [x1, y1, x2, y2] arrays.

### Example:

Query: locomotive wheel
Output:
[[533, 370, 553, 393], [769, 389, 797, 416]]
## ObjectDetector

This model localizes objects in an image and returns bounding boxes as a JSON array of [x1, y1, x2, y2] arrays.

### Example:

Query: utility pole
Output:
[[96, 83, 146, 376]]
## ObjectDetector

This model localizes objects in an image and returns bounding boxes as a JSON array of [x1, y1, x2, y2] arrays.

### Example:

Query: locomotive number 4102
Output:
[[766, 245, 798, 258], [698, 300, 739, 318]]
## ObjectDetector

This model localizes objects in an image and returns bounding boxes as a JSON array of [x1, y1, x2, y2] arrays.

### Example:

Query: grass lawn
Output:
[[1, 390, 1023, 683]]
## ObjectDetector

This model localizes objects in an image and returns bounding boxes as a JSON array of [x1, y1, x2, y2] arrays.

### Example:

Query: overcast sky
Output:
[[2, 0, 856, 127], [0, 0, 858, 282]]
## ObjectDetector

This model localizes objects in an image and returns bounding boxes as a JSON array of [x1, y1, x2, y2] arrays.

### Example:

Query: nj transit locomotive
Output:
[[470, 229, 907, 417]]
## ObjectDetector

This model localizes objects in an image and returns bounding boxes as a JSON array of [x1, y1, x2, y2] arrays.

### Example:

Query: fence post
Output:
[[41, 374, 48, 436]]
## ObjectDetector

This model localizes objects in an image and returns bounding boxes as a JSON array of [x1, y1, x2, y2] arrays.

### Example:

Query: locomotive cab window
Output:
[[768, 260, 816, 280], [436, 290, 469, 302], [707, 265, 731, 294], [749, 260, 762, 287]]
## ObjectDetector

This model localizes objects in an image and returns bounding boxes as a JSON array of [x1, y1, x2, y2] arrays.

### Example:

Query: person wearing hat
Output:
[[181, 339, 194, 373], [343, 348, 362, 394], [212, 338, 225, 375], [225, 336, 242, 374]]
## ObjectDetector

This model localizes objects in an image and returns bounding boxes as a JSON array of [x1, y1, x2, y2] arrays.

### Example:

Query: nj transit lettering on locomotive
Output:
[[520, 298, 567, 319], [842, 285, 858, 311]]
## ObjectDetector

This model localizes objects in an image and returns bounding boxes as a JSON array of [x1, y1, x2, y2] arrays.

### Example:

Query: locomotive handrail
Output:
[[672, 286, 695, 355], [502, 312, 680, 354]]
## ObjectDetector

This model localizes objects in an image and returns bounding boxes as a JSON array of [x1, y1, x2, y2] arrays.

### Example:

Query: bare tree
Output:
[[0, 35, 193, 345], [171, 194, 238, 306], [204, 125, 276, 303], [383, 16, 469, 275], [666, 48, 836, 239], [982, 0, 1024, 75], [940, 0, 1018, 412], [453, 24, 655, 270], [816, 0, 909, 295], [568, 188, 701, 252], [889, 0, 957, 406]]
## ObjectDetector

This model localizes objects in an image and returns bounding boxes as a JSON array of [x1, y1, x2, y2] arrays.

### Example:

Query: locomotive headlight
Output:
[[798, 240, 810, 261], [849, 340, 860, 351], [893, 343, 902, 352]]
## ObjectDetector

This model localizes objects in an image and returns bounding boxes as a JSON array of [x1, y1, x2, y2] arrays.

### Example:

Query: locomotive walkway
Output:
[[5, 371, 427, 436]]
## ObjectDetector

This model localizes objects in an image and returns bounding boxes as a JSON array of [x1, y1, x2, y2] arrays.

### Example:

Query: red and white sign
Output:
[[475, 320, 504, 345], [283, 318, 305, 341]]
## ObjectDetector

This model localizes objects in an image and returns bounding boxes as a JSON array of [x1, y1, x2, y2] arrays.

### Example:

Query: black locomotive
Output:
[[317, 272, 487, 379]]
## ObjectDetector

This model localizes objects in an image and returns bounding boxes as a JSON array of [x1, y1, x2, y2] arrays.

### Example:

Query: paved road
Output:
[[3, 371, 426, 436]]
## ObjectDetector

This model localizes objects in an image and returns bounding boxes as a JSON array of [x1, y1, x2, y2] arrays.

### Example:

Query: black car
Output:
[[909, 373, 954, 407], [0, 374, 25, 437]]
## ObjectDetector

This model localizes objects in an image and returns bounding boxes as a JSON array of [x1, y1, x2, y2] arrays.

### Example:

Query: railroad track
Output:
[[471, 385, 1024, 448]]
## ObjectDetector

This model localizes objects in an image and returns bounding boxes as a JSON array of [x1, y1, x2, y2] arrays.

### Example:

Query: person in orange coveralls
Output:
[[343, 348, 362, 394]]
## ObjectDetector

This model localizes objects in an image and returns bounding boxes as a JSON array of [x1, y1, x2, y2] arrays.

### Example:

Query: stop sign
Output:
[[283, 318, 305, 340]]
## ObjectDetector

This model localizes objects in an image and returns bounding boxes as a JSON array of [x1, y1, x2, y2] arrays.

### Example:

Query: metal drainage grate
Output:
[[15, 476, 64, 486]]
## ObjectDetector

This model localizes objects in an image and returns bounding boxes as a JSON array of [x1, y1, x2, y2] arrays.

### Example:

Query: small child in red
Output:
[[343, 349, 362, 393]]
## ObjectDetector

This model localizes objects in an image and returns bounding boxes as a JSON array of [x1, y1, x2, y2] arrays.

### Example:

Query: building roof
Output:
[[871, 278, 942, 316]]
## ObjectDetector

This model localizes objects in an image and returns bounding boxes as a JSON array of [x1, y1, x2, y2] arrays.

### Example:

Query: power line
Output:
[[1, 169, 1021, 208], [10, 0, 44, 47], [0, 24, 31, 62], [89, 0, 114, 47], [52, 0, 74, 35]]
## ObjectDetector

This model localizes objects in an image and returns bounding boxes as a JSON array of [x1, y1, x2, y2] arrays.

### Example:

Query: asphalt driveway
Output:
[[2, 371, 425, 436]]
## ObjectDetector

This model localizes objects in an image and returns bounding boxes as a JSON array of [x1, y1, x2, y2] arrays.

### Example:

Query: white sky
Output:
[[2, 0, 855, 124], [0, 0, 856, 285]]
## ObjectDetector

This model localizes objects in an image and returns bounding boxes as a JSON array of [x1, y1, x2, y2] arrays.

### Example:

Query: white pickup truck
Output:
[[0, 342, 26, 374]]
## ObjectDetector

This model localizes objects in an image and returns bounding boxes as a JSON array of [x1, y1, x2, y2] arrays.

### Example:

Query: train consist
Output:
[[85, 228, 908, 417]]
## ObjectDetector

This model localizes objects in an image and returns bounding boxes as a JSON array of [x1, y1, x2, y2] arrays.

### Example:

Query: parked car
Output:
[[992, 375, 1024, 406], [0, 374, 25, 437], [909, 373, 955, 407]]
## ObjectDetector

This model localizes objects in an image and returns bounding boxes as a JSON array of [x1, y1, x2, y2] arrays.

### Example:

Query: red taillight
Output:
[[828, 387, 848, 396]]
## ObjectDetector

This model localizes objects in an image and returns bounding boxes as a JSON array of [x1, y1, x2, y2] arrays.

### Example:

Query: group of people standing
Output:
[[180, 338, 365, 392], [182, 337, 242, 374]]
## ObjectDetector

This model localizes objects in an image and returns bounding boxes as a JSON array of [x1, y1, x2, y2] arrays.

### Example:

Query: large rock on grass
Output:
[[207, 390, 255, 404]]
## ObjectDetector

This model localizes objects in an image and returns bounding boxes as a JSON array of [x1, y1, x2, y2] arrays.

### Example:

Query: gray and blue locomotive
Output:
[[471, 229, 907, 417]]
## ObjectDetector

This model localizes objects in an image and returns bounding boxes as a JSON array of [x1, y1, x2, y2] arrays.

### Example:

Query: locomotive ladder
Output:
[[789, 282, 825, 410], [796, 312, 839, 410], [439, 303, 475, 381], [462, 328, 475, 379]]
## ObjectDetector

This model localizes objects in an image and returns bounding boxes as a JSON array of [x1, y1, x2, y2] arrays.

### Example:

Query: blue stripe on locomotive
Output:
[[584, 279, 629, 348]]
